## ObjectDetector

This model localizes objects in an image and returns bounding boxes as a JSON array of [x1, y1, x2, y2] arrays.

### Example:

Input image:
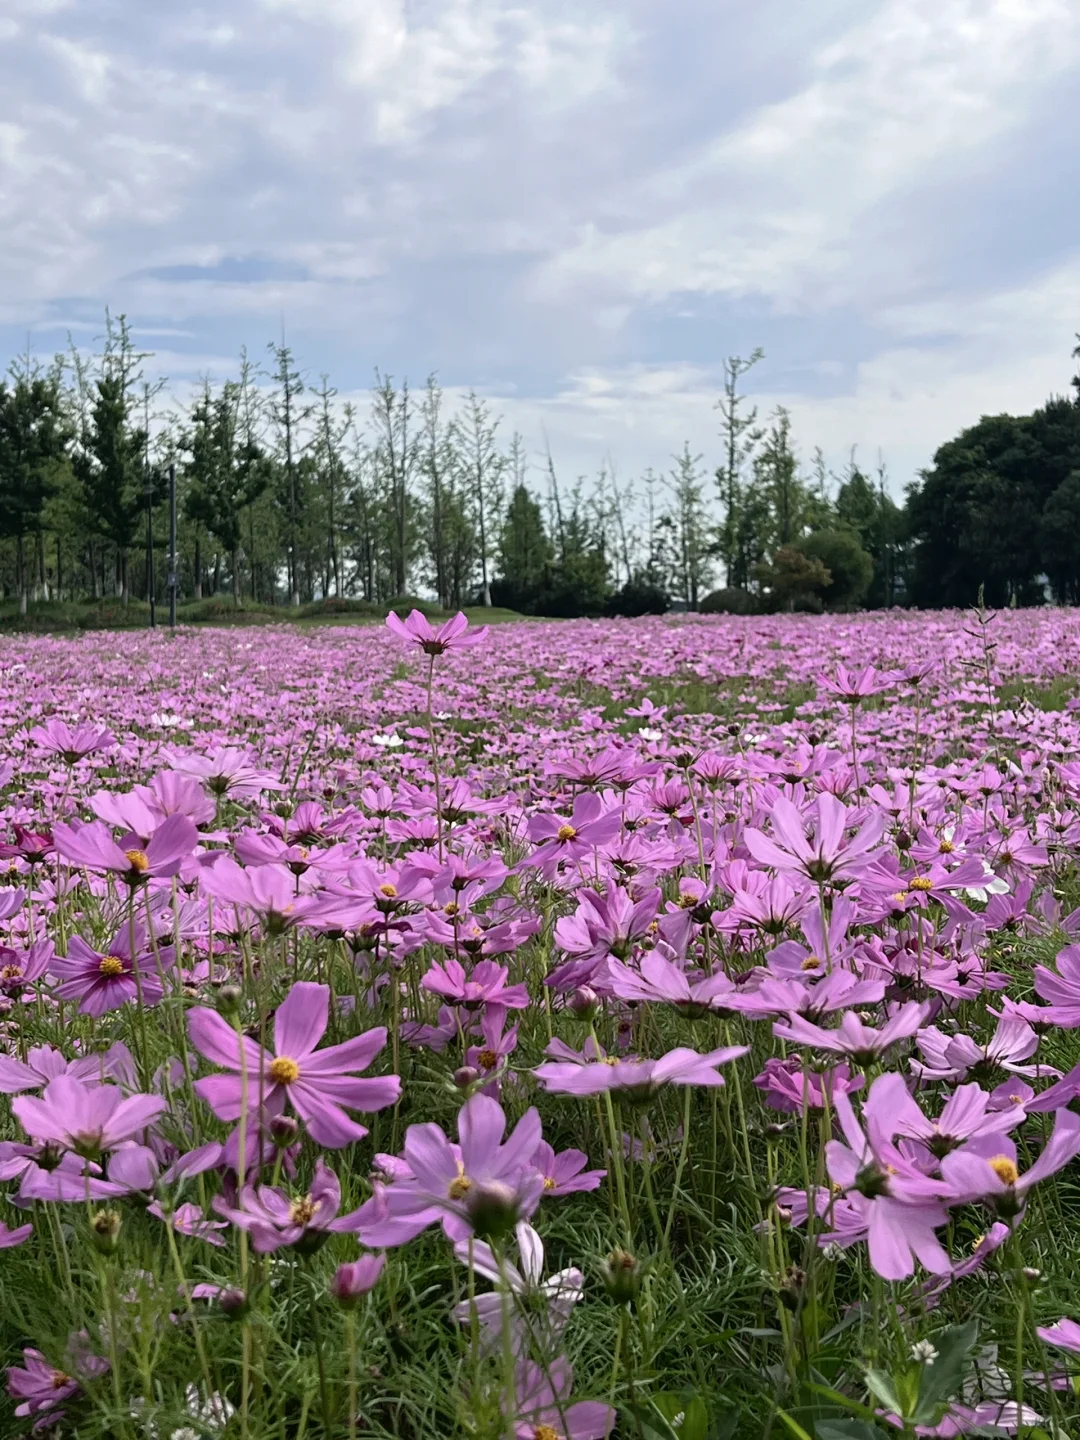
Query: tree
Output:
[[753, 545, 831, 612], [267, 342, 310, 607], [715, 350, 764, 587], [69, 314, 152, 603], [494, 484, 551, 611], [665, 443, 712, 609], [457, 391, 504, 608], [795, 530, 873, 609], [0, 355, 72, 614], [370, 371, 418, 597]]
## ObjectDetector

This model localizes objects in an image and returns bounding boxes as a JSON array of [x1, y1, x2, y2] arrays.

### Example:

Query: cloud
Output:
[[0, 0, 1076, 504]]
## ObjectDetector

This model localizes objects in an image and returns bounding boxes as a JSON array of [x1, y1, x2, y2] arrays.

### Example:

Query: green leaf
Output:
[[815, 1422, 890, 1440], [775, 1408, 815, 1440], [911, 1321, 980, 1425], [863, 1369, 903, 1418], [649, 1393, 711, 1440], [804, 1383, 881, 1422]]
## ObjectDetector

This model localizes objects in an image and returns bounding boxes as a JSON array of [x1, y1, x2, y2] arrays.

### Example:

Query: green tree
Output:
[[0, 356, 72, 614], [795, 529, 873, 609]]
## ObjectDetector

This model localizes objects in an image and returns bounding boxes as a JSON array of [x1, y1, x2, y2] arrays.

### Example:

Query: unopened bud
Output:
[[601, 1248, 641, 1305], [465, 1179, 519, 1242], [778, 1264, 806, 1312], [216, 985, 243, 1017], [453, 1066, 481, 1091], [895, 829, 913, 851], [90, 1209, 122, 1255], [1023, 1266, 1041, 1282], [219, 1287, 248, 1318], [568, 986, 599, 1020], [329, 1255, 386, 1308], [269, 1115, 300, 1148]]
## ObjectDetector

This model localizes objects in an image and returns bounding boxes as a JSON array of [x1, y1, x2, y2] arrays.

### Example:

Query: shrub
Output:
[[607, 576, 670, 618], [794, 530, 873, 609], [699, 587, 755, 616]]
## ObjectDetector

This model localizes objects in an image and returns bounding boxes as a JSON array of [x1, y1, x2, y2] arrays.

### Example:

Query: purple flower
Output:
[[453, 1221, 583, 1353], [773, 1002, 930, 1065], [385, 608, 489, 654], [422, 957, 529, 1012], [509, 1358, 615, 1440], [7, 1334, 109, 1420], [606, 949, 740, 1017], [12, 1077, 165, 1160], [0, 940, 52, 996], [189, 980, 399, 1147], [213, 1159, 366, 1253], [534, 1044, 747, 1100], [53, 813, 197, 885], [330, 1253, 386, 1306], [29, 719, 116, 764], [862, 1073, 1024, 1161], [49, 929, 172, 1016], [1036, 1317, 1080, 1356], [355, 1093, 543, 1247], [524, 794, 622, 877], [0, 1220, 32, 1247], [744, 793, 886, 885], [147, 1201, 229, 1247], [532, 1140, 605, 1196], [940, 1109, 1080, 1214]]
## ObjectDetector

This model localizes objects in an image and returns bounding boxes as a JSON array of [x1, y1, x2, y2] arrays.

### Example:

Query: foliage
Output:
[[794, 529, 873, 609]]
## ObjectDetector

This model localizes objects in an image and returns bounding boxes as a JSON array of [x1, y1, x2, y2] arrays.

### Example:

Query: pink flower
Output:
[[524, 794, 621, 877], [422, 957, 529, 1012], [534, 1044, 747, 1099], [12, 1076, 165, 1160], [509, 1358, 615, 1440], [385, 608, 489, 654], [773, 1002, 930, 1065], [29, 718, 116, 764], [188, 980, 399, 1148], [49, 929, 172, 1016], [744, 793, 886, 885], [940, 1109, 1080, 1214], [330, 1254, 386, 1306], [453, 1222, 583, 1354], [354, 1093, 543, 1246], [1036, 1317, 1080, 1356], [53, 813, 197, 885], [817, 664, 897, 703], [213, 1159, 367, 1253]]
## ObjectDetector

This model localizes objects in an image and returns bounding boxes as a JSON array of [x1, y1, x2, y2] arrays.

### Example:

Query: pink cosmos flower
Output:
[[12, 1076, 165, 1159], [453, 1221, 583, 1354], [0, 938, 52, 996], [354, 1093, 543, 1247], [385, 608, 489, 654], [534, 1044, 747, 1099], [213, 1159, 366, 1253], [773, 1002, 930, 1065], [1036, 1317, 1080, 1356], [863, 1073, 1024, 1161], [188, 980, 399, 1147], [147, 1201, 228, 1247], [524, 794, 621, 878], [817, 664, 897, 703], [531, 1140, 606, 1196], [330, 1254, 386, 1305], [0, 1042, 120, 1095], [422, 957, 529, 1012], [0, 824, 54, 864], [166, 745, 283, 799], [606, 949, 740, 1017], [743, 793, 886, 884], [50, 929, 173, 1015], [53, 813, 198, 885], [939, 1109, 1080, 1214], [29, 718, 116, 764], [0, 1220, 32, 1247], [509, 1358, 615, 1440]]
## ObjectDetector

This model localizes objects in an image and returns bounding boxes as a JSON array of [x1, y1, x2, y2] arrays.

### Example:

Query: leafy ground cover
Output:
[[3, 607, 1080, 1438]]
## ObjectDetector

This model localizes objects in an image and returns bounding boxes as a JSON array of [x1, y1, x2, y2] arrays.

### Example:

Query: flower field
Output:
[[7, 607, 1080, 1438]]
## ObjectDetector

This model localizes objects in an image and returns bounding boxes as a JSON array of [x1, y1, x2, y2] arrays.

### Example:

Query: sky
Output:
[[1, 0, 1079, 498]]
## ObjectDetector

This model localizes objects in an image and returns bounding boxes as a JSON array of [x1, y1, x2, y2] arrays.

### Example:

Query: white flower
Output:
[[638, 727, 664, 742], [184, 1385, 235, 1431], [910, 1339, 939, 1365], [371, 732, 404, 749], [963, 867, 1010, 903], [170, 1430, 200, 1440], [821, 1242, 844, 1261]]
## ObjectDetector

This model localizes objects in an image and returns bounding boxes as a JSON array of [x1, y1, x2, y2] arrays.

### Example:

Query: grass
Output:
[[0, 596, 530, 634]]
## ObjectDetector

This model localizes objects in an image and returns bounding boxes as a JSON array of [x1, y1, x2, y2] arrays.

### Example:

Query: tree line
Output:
[[1, 318, 1077, 618]]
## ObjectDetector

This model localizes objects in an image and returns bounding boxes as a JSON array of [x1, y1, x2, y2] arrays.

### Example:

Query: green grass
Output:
[[0, 596, 531, 634]]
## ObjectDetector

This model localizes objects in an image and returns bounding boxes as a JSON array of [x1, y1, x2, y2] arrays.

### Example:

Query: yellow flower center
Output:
[[447, 1162, 472, 1201], [289, 1196, 318, 1225], [543, 1176, 557, 1191], [989, 1156, 1019, 1186], [677, 891, 697, 909], [0, 963, 23, 980], [379, 883, 398, 898], [971, 1233, 986, 1252], [477, 1048, 499, 1070], [556, 824, 577, 842], [908, 876, 934, 892], [534, 1427, 561, 1440], [125, 849, 150, 873], [891, 891, 909, 905], [98, 957, 125, 977], [939, 839, 955, 854], [800, 956, 822, 972], [51, 1371, 71, 1390], [269, 1056, 300, 1085], [444, 902, 460, 917]]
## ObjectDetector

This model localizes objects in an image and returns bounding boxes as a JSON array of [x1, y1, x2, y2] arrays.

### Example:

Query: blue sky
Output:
[[1, 0, 1078, 495]]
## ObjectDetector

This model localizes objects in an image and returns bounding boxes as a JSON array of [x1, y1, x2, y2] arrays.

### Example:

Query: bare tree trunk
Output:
[[194, 534, 203, 600]]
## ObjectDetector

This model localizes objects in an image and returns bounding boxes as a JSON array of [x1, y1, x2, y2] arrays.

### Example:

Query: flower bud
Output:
[[778, 1265, 806, 1312], [568, 986, 599, 1020], [330, 1255, 386, 1308], [216, 985, 243, 1017], [601, 1248, 641, 1305], [465, 1179, 519, 1242], [453, 1066, 481, 1092], [269, 1115, 300, 1148], [90, 1209, 122, 1255], [219, 1287, 249, 1318]]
